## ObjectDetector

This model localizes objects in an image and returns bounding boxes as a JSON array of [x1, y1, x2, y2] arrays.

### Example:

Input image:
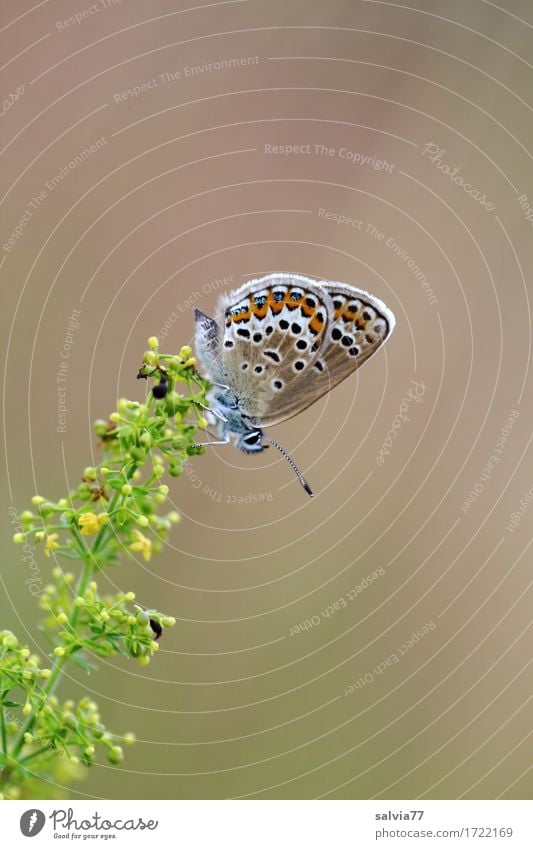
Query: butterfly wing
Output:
[[200, 273, 395, 427], [215, 273, 332, 423], [254, 280, 394, 426], [194, 308, 226, 384], [301, 280, 396, 405]]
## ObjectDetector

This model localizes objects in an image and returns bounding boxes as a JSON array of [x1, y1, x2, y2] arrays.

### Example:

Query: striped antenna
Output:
[[264, 436, 314, 497]]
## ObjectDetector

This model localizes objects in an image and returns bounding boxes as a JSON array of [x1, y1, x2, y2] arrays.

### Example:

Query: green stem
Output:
[[19, 745, 52, 765], [0, 706, 7, 756]]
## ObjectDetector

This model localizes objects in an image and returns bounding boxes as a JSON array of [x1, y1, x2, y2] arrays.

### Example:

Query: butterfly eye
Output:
[[243, 430, 262, 446]]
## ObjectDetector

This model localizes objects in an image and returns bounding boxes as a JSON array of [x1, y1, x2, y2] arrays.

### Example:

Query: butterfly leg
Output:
[[194, 434, 231, 448], [192, 400, 228, 424]]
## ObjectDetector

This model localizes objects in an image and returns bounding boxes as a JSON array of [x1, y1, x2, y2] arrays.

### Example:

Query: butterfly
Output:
[[194, 272, 395, 496]]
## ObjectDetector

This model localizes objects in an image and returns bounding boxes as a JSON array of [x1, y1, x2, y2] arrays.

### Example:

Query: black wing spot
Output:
[[253, 333, 262, 343], [241, 362, 249, 371], [291, 322, 302, 334], [294, 361, 305, 371], [305, 297, 316, 308], [363, 310, 372, 321], [273, 380, 283, 390], [237, 328, 250, 338], [296, 339, 307, 350], [254, 365, 264, 374], [342, 335, 353, 347], [333, 299, 343, 310], [279, 319, 289, 330], [265, 325, 274, 335], [348, 347, 359, 357], [331, 328, 342, 341], [313, 360, 325, 372], [264, 350, 281, 363], [224, 340, 234, 348]]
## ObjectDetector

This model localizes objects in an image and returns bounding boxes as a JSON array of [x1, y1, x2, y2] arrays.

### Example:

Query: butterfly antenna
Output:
[[264, 436, 314, 497]]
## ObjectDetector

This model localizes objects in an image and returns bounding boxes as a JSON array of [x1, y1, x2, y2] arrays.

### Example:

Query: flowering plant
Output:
[[1, 338, 209, 798]]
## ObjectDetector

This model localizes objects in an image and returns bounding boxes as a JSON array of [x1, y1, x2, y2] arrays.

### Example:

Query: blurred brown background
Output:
[[1, 0, 533, 799]]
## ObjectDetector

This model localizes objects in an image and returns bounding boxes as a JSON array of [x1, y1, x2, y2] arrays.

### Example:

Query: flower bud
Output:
[[54, 646, 66, 657], [107, 745, 124, 764]]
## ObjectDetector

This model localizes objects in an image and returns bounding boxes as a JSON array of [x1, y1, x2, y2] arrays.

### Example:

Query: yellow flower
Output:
[[129, 530, 152, 562], [78, 512, 100, 535], [44, 534, 60, 557]]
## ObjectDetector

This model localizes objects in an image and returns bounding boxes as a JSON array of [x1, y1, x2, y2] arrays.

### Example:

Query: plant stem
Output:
[[0, 706, 7, 757]]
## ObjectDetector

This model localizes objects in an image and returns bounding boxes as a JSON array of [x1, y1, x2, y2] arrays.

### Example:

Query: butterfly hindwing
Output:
[[306, 282, 395, 398]]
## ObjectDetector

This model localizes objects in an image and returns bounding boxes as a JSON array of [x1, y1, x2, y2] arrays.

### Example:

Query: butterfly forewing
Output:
[[218, 274, 332, 423]]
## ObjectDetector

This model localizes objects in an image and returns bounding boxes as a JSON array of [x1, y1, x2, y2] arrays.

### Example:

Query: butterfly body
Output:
[[194, 273, 395, 493]]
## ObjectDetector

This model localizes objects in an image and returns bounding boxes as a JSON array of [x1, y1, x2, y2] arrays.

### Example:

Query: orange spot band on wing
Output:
[[310, 314, 325, 334]]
